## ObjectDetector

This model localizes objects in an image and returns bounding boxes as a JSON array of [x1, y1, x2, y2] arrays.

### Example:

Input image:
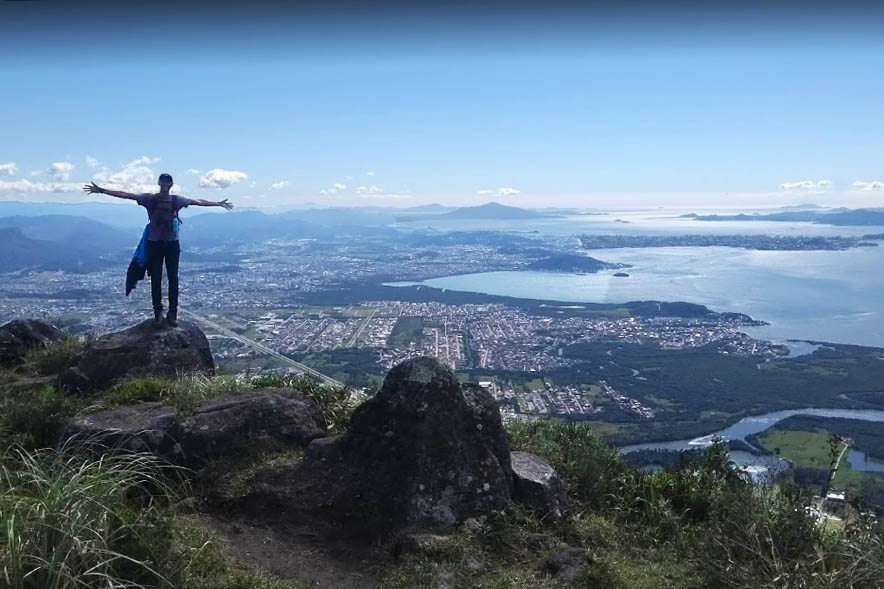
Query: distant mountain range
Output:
[[396, 202, 548, 223], [682, 208, 884, 226], [0, 227, 122, 273]]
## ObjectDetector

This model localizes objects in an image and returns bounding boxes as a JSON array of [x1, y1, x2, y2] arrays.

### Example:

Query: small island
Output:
[[613, 272, 630, 277]]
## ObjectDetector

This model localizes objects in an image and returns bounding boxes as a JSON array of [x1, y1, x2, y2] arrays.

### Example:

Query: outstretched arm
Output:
[[190, 198, 234, 210], [82, 182, 142, 200]]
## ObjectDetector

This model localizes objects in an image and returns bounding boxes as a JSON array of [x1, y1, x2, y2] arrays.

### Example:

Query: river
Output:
[[618, 408, 884, 476]]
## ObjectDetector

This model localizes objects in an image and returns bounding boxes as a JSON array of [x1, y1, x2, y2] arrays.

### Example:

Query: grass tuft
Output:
[[25, 337, 83, 376]]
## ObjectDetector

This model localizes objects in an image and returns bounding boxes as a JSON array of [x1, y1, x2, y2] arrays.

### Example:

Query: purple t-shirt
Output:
[[136, 193, 193, 241]]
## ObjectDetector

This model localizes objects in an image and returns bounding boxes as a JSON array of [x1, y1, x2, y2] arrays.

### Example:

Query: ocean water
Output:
[[393, 211, 884, 347]]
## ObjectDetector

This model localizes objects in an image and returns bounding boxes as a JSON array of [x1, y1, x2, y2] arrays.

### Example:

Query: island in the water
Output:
[[578, 233, 878, 251], [681, 207, 884, 227]]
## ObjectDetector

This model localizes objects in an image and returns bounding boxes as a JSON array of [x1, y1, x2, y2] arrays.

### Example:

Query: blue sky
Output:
[[1, 2, 882, 209]]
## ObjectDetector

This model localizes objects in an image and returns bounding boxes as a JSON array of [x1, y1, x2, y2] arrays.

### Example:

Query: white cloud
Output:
[[48, 162, 74, 181], [356, 185, 383, 194], [85, 155, 100, 169], [187, 168, 200, 175], [319, 182, 348, 195], [476, 186, 521, 197], [127, 155, 160, 167], [366, 171, 375, 176], [270, 180, 290, 190], [93, 155, 162, 193], [852, 180, 884, 191], [0, 178, 80, 194], [199, 168, 248, 189], [779, 180, 831, 191], [0, 162, 17, 176]]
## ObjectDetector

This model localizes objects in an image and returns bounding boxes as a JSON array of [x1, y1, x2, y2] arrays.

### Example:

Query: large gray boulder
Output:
[[180, 389, 327, 459], [62, 389, 326, 465], [0, 319, 64, 367], [511, 451, 570, 520], [58, 319, 214, 394], [251, 356, 514, 528]]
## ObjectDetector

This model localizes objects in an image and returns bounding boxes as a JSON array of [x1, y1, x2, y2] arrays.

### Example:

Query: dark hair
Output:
[[158, 173, 173, 184]]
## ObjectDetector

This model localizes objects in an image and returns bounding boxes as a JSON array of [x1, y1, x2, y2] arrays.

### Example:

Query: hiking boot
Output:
[[153, 311, 165, 328], [166, 311, 178, 327]]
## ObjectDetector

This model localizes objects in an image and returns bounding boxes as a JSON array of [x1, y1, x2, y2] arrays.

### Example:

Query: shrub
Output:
[[506, 419, 636, 508], [0, 384, 81, 450], [26, 337, 83, 376], [251, 374, 362, 433]]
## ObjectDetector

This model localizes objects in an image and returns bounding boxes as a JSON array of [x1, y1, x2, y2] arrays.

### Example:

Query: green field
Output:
[[387, 316, 425, 349], [525, 378, 546, 392], [756, 428, 884, 507]]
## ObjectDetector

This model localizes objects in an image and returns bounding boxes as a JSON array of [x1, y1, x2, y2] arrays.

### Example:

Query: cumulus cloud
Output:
[[476, 186, 521, 197], [92, 155, 162, 193], [199, 168, 248, 189], [0, 178, 80, 194], [85, 155, 100, 169], [852, 180, 884, 191], [779, 180, 831, 191], [48, 162, 74, 181], [270, 180, 290, 190], [356, 185, 383, 195], [0, 162, 17, 176]]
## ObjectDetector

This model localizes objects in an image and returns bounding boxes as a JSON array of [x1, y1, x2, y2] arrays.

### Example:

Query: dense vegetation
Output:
[[3, 340, 884, 587]]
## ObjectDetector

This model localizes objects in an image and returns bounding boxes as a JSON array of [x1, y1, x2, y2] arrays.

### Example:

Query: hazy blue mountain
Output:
[[0, 215, 133, 252], [0, 227, 119, 273], [396, 202, 548, 223], [437, 202, 547, 220], [0, 201, 148, 229]]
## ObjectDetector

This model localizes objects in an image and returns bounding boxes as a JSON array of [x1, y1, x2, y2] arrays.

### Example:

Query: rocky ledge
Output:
[[59, 319, 214, 394]]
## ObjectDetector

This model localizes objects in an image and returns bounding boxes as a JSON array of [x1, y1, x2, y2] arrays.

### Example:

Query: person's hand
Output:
[[83, 182, 103, 195], [219, 199, 234, 210]]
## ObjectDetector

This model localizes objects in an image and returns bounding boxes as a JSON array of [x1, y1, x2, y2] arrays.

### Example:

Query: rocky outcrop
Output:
[[58, 319, 214, 394], [511, 451, 569, 520], [0, 319, 64, 367], [62, 389, 326, 465], [180, 389, 327, 460], [251, 356, 514, 528]]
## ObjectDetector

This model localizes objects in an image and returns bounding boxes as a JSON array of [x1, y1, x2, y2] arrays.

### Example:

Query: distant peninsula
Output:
[[396, 202, 550, 223], [681, 208, 884, 227], [578, 233, 879, 251], [526, 253, 630, 273]]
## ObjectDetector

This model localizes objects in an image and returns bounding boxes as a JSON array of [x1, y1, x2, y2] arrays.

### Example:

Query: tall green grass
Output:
[[25, 338, 83, 376], [0, 445, 185, 589]]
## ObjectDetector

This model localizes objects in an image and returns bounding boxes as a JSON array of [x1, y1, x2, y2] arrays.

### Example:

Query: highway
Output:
[[178, 307, 346, 387]]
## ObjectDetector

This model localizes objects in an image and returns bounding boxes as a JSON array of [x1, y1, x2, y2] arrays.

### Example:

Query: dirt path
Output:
[[200, 513, 385, 589]]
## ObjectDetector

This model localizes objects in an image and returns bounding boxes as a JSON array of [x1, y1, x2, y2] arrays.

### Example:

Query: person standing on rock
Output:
[[83, 173, 234, 327]]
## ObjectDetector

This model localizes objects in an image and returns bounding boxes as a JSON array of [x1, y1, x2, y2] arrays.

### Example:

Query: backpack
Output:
[[149, 194, 183, 236]]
